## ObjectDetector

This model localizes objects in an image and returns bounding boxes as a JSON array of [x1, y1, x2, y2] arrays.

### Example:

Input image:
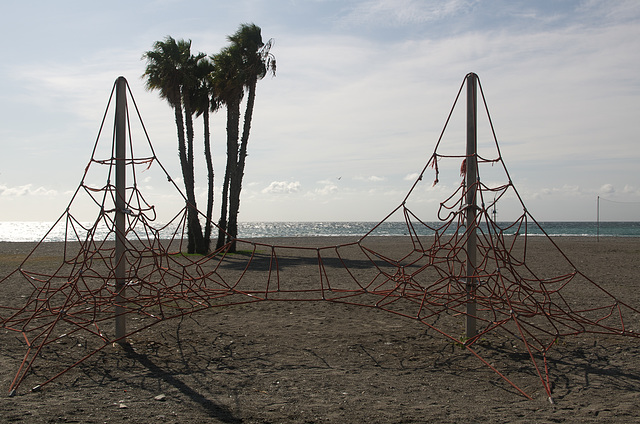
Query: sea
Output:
[[0, 221, 638, 242]]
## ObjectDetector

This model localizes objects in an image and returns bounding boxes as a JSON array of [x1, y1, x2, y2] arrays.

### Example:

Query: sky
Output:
[[1, 0, 639, 224]]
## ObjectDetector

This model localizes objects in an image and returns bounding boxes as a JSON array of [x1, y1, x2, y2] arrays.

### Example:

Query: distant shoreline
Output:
[[1, 221, 639, 242]]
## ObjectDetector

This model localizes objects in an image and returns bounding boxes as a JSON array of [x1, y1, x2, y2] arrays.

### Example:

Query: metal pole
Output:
[[115, 76, 127, 342], [597, 196, 600, 242], [465, 73, 478, 338]]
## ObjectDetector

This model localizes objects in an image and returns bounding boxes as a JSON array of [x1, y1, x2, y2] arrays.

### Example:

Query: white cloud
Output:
[[262, 181, 301, 194], [0, 184, 58, 197], [340, 0, 475, 27], [600, 184, 615, 194], [355, 175, 386, 182], [313, 181, 339, 196], [577, 0, 640, 24]]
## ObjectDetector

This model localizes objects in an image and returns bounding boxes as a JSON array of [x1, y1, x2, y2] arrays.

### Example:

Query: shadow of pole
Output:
[[121, 343, 242, 423]]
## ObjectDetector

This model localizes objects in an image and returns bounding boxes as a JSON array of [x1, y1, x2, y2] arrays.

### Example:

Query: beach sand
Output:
[[1, 236, 640, 423]]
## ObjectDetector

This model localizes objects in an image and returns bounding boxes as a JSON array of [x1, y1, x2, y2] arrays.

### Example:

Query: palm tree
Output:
[[142, 36, 207, 254], [214, 24, 276, 252]]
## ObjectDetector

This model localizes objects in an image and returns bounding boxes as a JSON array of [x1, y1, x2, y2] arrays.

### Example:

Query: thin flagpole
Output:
[[115, 76, 127, 342], [465, 73, 478, 338]]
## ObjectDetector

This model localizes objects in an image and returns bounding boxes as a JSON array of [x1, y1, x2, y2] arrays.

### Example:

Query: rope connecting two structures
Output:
[[1, 75, 638, 400]]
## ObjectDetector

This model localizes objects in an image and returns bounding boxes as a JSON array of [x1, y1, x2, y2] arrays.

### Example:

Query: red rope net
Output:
[[1, 76, 638, 399]]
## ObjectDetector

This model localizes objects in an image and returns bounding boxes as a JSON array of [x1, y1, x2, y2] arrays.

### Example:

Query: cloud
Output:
[[600, 184, 615, 194], [314, 180, 339, 196], [262, 181, 301, 194], [355, 175, 386, 182], [577, 0, 640, 24], [0, 184, 58, 197], [340, 0, 475, 27], [404, 172, 420, 181], [593, 184, 640, 198]]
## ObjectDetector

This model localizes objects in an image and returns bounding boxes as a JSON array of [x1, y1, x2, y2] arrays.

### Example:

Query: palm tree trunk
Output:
[[185, 89, 208, 254], [203, 101, 214, 251], [216, 98, 240, 251], [184, 89, 195, 173], [227, 179, 240, 252], [215, 166, 230, 251], [227, 80, 257, 252], [173, 105, 195, 253], [179, 93, 205, 254]]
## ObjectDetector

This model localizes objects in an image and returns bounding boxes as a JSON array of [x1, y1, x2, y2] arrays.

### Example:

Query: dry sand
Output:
[[1, 236, 640, 423]]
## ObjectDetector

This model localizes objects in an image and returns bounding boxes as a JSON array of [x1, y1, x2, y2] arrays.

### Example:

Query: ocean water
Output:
[[0, 221, 638, 242]]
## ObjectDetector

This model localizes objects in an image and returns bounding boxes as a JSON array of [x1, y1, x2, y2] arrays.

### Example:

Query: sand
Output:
[[1, 236, 640, 423]]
